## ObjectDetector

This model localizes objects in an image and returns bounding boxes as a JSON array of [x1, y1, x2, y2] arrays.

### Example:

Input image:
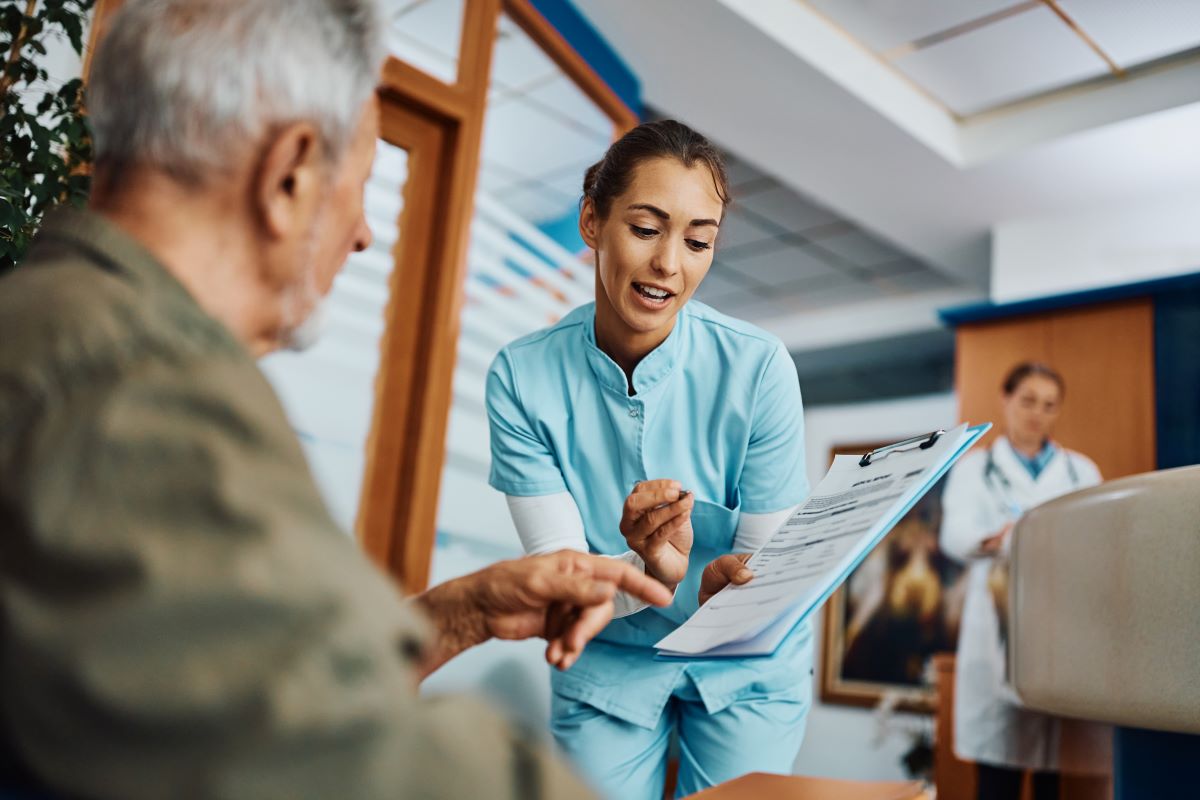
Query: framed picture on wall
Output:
[[819, 441, 968, 713]]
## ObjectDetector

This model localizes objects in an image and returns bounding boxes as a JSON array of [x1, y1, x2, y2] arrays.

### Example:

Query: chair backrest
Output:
[[1010, 465, 1200, 734]]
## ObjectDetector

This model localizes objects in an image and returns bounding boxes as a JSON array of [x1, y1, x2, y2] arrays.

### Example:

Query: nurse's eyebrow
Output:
[[627, 203, 720, 229]]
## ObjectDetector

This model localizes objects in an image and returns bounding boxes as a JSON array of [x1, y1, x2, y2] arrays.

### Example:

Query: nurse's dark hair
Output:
[[582, 119, 731, 219], [1002, 362, 1065, 397]]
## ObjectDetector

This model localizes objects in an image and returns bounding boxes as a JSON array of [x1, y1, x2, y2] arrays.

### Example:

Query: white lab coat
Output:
[[939, 436, 1102, 770]]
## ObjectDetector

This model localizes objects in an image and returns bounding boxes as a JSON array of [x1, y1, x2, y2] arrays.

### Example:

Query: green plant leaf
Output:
[[0, 0, 93, 275]]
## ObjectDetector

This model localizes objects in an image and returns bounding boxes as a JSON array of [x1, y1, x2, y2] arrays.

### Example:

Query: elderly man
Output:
[[0, 0, 763, 797]]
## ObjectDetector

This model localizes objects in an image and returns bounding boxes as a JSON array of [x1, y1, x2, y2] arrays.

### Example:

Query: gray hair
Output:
[[88, 0, 385, 184]]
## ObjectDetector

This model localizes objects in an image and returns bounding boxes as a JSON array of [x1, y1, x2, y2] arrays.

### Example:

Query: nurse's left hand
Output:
[[698, 553, 755, 607]]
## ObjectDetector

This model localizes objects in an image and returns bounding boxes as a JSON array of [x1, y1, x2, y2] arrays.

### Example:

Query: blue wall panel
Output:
[[1154, 286, 1200, 469]]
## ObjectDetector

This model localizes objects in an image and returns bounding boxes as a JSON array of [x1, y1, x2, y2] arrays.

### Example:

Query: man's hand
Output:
[[415, 551, 672, 679], [698, 553, 755, 607], [619, 479, 694, 589]]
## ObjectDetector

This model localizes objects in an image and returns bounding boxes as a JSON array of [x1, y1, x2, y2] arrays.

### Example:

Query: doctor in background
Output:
[[940, 362, 1102, 800]]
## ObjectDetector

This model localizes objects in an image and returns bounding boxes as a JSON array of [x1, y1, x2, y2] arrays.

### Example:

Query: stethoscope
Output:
[[983, 441, 1080, 519]]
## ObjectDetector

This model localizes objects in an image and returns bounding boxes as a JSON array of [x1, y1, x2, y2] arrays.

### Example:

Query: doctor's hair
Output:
[[1002, 362, 1065, 397], [88, 0, 385, 186], [582, 120, 731, 219]]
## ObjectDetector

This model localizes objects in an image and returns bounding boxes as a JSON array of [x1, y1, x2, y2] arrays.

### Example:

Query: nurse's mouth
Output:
[[631, 282, 675, 310]]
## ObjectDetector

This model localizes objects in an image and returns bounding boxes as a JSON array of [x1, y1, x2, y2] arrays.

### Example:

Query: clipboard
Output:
[[654, 422, 991, 660]]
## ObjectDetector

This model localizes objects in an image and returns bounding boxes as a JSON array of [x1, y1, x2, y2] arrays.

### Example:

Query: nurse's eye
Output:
[[629, 224, 658, 238], [686, 239, 712, 252]]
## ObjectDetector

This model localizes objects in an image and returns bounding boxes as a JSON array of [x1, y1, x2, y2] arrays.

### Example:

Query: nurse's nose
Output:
[[650, 237, 682, 277]]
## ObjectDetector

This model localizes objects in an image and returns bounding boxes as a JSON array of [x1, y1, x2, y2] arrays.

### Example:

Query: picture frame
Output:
[[819, 441, 967, 713]]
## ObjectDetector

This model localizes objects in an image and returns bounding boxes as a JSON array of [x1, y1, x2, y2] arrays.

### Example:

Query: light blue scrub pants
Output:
[[551, 671, 810, 800]]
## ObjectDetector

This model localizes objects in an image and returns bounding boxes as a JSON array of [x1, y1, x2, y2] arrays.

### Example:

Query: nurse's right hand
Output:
[[619, 479, 694, 590]]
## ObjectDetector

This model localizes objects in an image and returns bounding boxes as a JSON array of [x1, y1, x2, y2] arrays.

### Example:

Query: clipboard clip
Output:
[[859, 430, 944, 467]]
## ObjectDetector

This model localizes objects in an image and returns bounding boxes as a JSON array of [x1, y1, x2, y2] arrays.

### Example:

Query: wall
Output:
[[992, 200, 1200, 304], [793, 392, 958, 781], [954, 299, 1157, 480]]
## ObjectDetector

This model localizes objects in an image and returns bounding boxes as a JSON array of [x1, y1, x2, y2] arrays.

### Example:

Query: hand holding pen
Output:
[[619, 479, 694, 590]]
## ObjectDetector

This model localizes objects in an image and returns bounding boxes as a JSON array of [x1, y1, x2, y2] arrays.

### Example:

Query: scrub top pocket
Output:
[[676, 497, 741, 619]]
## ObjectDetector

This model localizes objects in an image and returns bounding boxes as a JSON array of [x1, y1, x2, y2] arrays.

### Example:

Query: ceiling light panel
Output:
[[806, 0, 1020, 53], [1058, 0, 1200, 69], [892, 4, 1110, 115]]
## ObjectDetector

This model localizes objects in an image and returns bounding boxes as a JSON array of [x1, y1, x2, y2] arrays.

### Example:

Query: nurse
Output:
[[940, 362, 1102, 800], [485, 120, 812, 798]]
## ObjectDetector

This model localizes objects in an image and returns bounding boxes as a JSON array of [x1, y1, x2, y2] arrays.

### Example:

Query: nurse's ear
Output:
[[578, 197, 602, 252]]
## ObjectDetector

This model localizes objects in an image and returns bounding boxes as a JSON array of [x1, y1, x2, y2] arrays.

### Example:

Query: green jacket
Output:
[[0, 210, 590, 799]]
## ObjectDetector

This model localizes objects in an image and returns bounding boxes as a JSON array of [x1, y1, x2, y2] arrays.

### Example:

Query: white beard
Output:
[[282, 298, 328, 352], [275, 211, 326, 353]]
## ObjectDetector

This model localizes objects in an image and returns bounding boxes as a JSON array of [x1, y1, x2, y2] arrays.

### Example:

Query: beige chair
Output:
[[1008, 464, 1200, 734]]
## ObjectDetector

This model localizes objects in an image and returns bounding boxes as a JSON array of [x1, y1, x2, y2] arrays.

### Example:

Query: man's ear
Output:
[[578, 197, 601, 251], [255, 121, 323, 239]]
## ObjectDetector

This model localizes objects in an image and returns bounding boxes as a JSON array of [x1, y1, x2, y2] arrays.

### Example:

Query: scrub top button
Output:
[[629, 407, 640, 418]]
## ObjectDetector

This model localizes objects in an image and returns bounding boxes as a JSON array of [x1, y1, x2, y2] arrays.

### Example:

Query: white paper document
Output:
[[655, 422, 989, 659]]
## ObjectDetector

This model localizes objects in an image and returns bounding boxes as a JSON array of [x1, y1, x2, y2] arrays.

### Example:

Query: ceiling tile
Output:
[[813, 229, 907, 268], [736, 185, 841, 233], [771, 269, 857, 295], [693, 266, 747, 304], [524, 76, 614, 144], [872, 267, 958, 293], [387, 0, 465, 84], [722, 153, 768, 190], [491, 14, 560, 92], [892, 5, 1110, 115], [807, 0, 1020, 53], [716, 207, 779, 252], [771, 280, 888, 312], [481, 97, 609, 179], [529, 160, 592, 207], [704, 293, 791, 324], [493, 182, 577, 225], [478, 161, 526, 194], [693, 285, 761, 311], [1059, 0, 1200, 70], [723, 242, 841, 286]]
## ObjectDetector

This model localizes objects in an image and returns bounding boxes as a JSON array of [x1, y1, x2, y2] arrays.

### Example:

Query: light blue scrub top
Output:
[[486, 300, 813, 730]]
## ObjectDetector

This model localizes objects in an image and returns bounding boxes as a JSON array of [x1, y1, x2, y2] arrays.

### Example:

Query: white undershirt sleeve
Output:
[[504, 493, 667, 618]]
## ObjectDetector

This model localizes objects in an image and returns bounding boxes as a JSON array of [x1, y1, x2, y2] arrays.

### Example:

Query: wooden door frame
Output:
[[364, 0, 638, 592], [89, 0, 640, 593]]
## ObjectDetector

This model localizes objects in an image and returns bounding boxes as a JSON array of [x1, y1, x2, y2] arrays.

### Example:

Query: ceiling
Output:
[[477, 19, 614, 225], [385, 0, 1200, 394], [572, 0, 1200, 308], [696, 148, 961, 323], [389, 1, 614, 224], [806, 0, 1200, 117], [387, 0, 966, 331]]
